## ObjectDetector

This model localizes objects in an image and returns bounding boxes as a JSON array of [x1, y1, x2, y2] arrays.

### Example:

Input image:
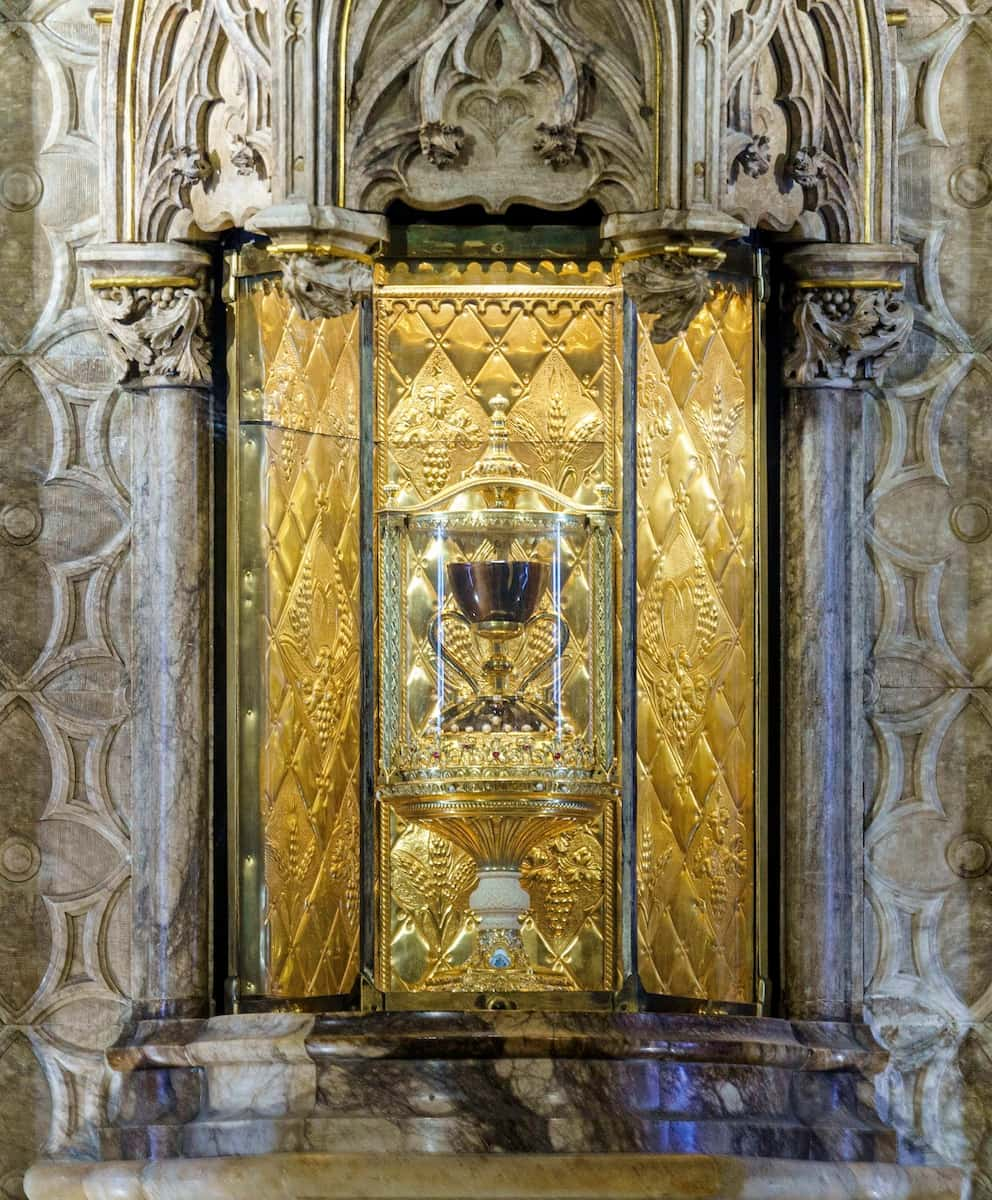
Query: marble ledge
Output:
[[25, 1153, 964, 1200], [107, 1012, 888, 1075]]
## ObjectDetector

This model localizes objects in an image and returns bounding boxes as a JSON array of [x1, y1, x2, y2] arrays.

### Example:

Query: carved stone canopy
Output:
[[86, 0, 907, 342], [94, 0, 897, 249]]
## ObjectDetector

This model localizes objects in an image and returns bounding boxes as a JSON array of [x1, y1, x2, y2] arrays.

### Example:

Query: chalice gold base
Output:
[[391, 788, 603, 989]]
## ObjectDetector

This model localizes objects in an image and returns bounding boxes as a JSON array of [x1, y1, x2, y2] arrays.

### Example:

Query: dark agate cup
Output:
[[446, 560, 549, 627]]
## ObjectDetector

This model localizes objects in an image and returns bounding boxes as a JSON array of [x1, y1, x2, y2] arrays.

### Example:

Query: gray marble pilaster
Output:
[[780, 381, 865, 1021], [129, 385, 212, 1016], [80, 243, 215, 1018], [779, 245, 913, 1022]]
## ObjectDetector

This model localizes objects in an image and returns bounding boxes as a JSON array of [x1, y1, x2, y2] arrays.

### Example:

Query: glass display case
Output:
[[229, 250, 761, 1011], [377, 395, 618, 990]]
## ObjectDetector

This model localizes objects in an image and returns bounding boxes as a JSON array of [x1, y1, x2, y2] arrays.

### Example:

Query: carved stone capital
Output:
[[250, 202, 387, 321], [79, 243, 213, 389], [621, 248, 726, 343], [782, 244, 917, 389], [275, 252, 374, 321]]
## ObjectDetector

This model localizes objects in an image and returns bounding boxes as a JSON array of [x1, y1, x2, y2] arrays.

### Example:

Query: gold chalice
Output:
[[395, 555, 601, 988]]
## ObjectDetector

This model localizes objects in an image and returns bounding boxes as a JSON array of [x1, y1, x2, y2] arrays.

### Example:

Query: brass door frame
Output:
[[224, 234, 769, 1016]]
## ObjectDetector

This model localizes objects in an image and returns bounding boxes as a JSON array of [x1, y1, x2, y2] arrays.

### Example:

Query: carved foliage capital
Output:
[[622, 251, 725, 344], [783, 285, 913, 389], [89, 273, 212, 388], [275, 253, 373, 322]]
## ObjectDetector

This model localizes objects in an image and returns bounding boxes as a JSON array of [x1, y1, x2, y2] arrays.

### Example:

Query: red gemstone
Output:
[[492, 750, 500, 760], [553, 752, 563, 761]]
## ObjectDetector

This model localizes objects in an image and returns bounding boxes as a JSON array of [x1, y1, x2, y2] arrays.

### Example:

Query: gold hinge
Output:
[[361, 974, 385, 1013], [755, 249, 770, 304], [221, 252, 240, 306]]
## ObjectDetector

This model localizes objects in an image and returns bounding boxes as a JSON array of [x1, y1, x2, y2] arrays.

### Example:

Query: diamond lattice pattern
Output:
[[636, 289, 756, 1004], [375, 261, 621, 992], [252, 289, 362, 997]]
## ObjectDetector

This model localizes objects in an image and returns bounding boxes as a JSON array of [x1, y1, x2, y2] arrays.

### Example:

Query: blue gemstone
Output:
[[489, 948, 512, 969]]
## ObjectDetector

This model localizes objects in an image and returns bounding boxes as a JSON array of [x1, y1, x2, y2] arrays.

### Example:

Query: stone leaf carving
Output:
[[90, 279, 212, 386], [734, 134, 772, 180], [277, 255, 373, 322], [784, 288, 913, 387], [168, 145, 214, 208], [418, 122, 465, 168], [623, 253, 723, 344], [534, 122, 578, 169], [789, 146, 827, 190]]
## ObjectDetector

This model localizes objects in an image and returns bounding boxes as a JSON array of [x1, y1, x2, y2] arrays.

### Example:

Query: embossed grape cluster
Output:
[[423, 441, 451, 494], [816, 289, 855, 320]]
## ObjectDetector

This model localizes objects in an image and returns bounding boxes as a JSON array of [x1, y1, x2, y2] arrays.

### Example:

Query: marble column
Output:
[[80, 242, 215, 1018], [779, 244, 913, 1022]]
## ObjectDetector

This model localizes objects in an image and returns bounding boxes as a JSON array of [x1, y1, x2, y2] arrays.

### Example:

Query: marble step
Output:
[[313, 1057, 874, 1122], [27, 1151, 965, 1200], [104, 1113, 898, 1164]]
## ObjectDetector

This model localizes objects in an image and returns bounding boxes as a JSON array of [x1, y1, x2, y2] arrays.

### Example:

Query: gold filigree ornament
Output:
[[693, 802, 748, 922], [391, 353, 485, 497], [390, 824, 479, 987]]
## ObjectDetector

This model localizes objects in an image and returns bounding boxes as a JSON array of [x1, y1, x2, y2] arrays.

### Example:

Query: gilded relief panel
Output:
[[373, 261, 619, 507], [635, 288, 757, 1004], [374, 261, 621, 994], [243, 287, 361, 998]]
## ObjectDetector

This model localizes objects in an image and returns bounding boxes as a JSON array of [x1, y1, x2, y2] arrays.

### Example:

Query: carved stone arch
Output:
[[101, 0, 273, 243], [723, 0, 896, 244], [91, 0, 901, 252], [318, 0, 682, 216]]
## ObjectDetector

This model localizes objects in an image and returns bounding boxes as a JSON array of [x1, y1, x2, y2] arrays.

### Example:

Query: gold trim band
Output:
[[89, 275, 199, 290], [91, 10, 113, 23], [266, 243, 375, 265], [615, 245, 726, 265], [886, 9, 909, 27], [855, 0, 875, 242], [795, 279, 904, 291]]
